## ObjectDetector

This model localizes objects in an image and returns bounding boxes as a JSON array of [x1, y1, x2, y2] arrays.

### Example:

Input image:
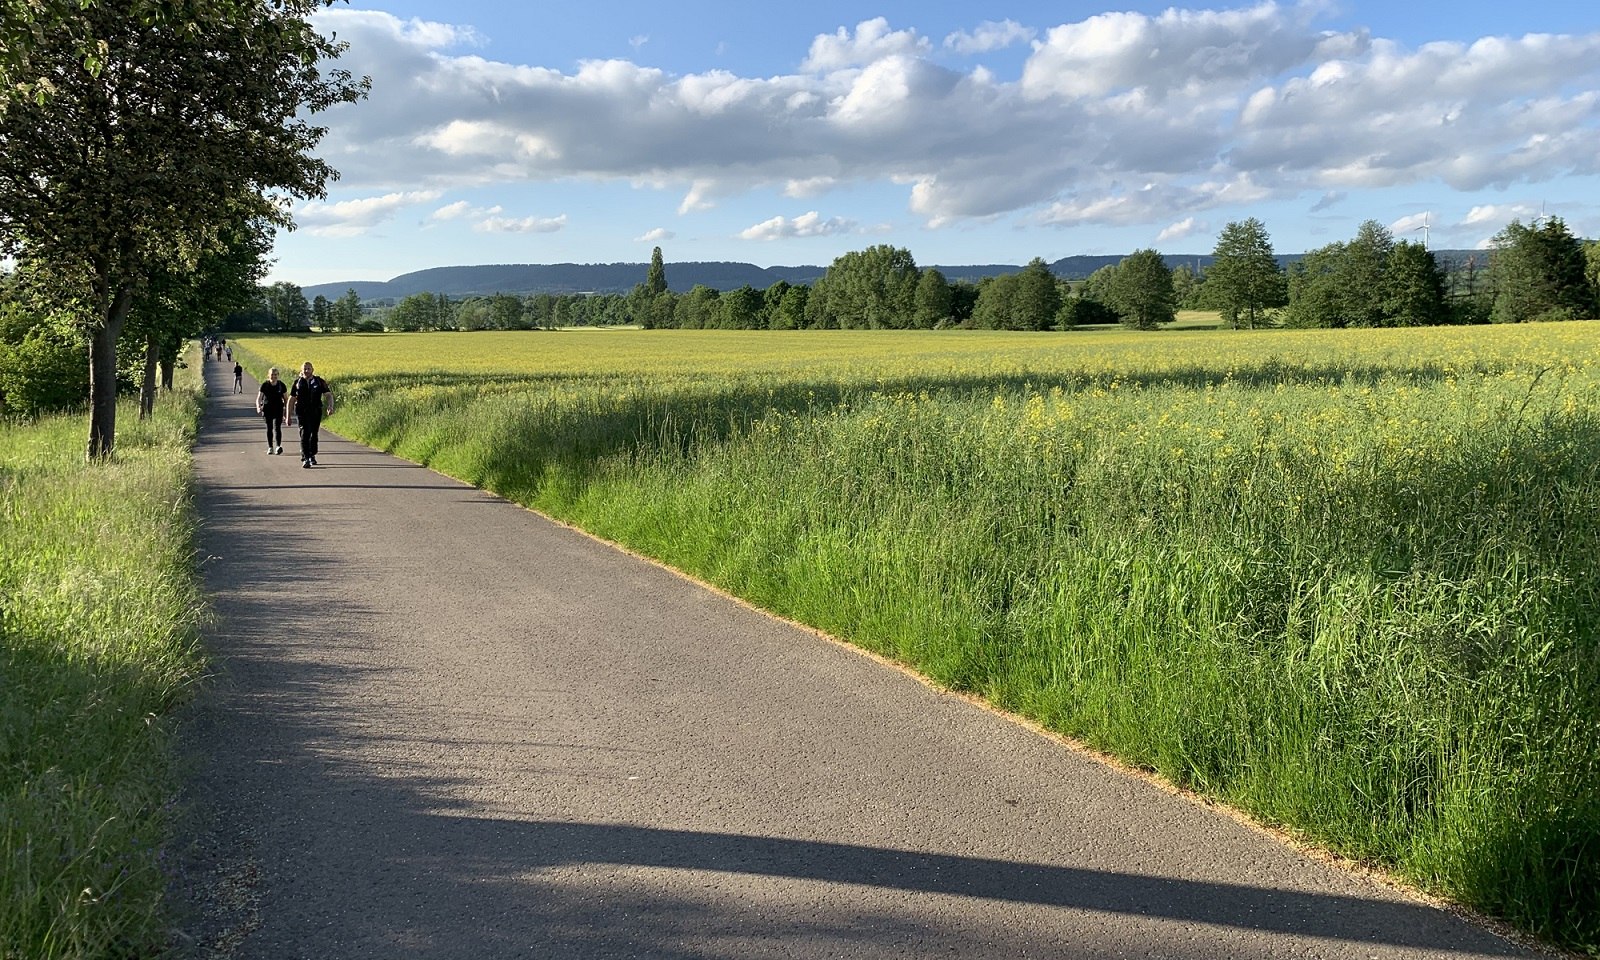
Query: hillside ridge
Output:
[[301, 251, 1486, 301]]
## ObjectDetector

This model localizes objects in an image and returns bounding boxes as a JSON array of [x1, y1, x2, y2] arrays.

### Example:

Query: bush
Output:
[[0, 323, 87, 417]]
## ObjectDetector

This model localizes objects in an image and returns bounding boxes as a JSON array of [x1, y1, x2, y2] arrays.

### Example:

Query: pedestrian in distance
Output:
[[233, 361, 244, 393], [257, 367, 288, 454], [288, 361, 333, 468]]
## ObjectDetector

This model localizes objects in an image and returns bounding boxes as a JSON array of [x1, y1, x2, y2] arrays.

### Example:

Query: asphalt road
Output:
[[172, 357, 1542, 959]]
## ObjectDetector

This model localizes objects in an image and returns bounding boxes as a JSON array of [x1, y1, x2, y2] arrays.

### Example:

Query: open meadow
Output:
[[234, 324, 1600, 955]]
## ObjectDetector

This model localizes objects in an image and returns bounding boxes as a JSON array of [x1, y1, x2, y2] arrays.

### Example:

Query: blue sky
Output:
[[268, 1, 1600, 285]]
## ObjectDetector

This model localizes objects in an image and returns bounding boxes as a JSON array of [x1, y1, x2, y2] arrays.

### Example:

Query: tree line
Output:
[[233, 221, 1600, 338]]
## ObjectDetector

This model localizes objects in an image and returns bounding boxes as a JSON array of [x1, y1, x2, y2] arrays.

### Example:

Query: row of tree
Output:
[[0, 2, 365, 455], [243, 220, 1596, 336]]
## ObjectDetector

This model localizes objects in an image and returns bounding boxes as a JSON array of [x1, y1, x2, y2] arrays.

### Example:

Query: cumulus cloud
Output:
[[739, 211, 856, 241], [801, 18, 930, 72], [636, 227, 675, 242], [295, 189, 443, 235], [308, 8, 1600, 237], [944, 20, 1035, 55], [474, 214, 567, 233]]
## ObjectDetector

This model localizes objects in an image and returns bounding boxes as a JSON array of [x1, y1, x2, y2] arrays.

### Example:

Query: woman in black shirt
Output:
[[256, 367, 288, 454]]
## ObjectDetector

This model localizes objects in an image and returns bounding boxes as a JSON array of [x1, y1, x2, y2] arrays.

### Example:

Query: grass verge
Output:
[[0, 360, 208, 959]]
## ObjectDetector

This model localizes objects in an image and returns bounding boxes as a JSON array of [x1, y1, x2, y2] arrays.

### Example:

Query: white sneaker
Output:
[[275, 445, 283, 455]]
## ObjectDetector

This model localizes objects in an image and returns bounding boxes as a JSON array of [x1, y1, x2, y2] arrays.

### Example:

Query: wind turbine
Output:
[[1414, 212, 1430, 250]]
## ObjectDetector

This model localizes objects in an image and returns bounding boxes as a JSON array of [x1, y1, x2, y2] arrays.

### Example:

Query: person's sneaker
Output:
[[310, 456, 318, 466], [275, 445, 283, 455], [302, 458, 311, 468], [267, 446, 274, 454]]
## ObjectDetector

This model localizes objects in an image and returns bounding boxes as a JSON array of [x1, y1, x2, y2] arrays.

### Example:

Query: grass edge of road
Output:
[[0, 350, 209, 959]]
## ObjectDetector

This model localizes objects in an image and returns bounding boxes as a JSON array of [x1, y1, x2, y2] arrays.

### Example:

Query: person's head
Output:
[[267, 367, 279, 382], [300, 361, 314, 378]]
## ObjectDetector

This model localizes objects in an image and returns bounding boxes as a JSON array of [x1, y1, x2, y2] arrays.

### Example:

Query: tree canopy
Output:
[[0, 0, 367, 457], [1207, 218, 1285, 329]]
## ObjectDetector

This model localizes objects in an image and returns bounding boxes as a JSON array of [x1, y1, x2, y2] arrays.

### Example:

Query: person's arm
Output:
[[323, 385, 333, 417]]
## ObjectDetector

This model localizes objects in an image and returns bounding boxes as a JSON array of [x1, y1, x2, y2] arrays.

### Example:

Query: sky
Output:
[[266, 0, 1600, 286]]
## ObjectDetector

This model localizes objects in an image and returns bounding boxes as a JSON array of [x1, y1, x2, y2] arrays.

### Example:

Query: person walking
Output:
[[256, 367, 288, 454], [233, 361, 244, 393], [288, 361, 333, 468]]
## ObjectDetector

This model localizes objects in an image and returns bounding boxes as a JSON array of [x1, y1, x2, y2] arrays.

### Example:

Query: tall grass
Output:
[[237, 326, 1600, 955], [0, 365, 208, 959]]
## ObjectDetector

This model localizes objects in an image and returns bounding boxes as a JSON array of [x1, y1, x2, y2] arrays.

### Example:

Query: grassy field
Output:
[[236, 325, 1600, 955], [0, 362, 208, 958]]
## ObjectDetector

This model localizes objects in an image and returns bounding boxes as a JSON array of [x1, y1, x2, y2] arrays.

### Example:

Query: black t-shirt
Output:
[[290, 375, 330, 418], [258, 379, 287, 415]]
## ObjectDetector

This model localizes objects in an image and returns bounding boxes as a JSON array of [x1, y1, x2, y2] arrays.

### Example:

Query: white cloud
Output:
[[739, 211, 856, 241], [636, 227, 675, 242], [295, 190, 443, 235], [801, 18, 930, 72], [308, 8, 1600, 239], [1157, 217, 1205, 242], [474, 214, 567, 233], [944, 20, 1035, 55], [784, 177, 837, 198], [429, 200, 502, 221], [1463, 203, 1539, 226]]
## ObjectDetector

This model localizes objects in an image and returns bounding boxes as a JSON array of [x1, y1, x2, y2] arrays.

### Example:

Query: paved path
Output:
[[174, 358, 1540, 959]]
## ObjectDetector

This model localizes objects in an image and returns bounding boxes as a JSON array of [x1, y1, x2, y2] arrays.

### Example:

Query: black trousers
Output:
[[298, 416, 321, 460], [263, 412, 282, 448]]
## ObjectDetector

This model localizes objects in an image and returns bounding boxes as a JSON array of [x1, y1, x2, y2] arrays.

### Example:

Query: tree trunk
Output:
[[138, 332, 158, 420], [86, 288, 133, 462], [160, 357, 175, 391]]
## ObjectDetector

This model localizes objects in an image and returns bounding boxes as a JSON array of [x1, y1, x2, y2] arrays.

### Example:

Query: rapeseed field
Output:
[[234, 325, 1600, 955]]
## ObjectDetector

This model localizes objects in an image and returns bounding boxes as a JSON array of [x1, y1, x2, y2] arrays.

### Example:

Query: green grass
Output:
[[237, 326, 1600, 956], [0, 363, 208, 959]]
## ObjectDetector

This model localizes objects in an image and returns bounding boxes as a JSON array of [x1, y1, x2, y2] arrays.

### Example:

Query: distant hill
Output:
[[302, 250, 1485, 301]]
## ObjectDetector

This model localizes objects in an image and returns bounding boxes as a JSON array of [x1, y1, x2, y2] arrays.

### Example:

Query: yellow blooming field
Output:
[[234, 324, 1600, 954]]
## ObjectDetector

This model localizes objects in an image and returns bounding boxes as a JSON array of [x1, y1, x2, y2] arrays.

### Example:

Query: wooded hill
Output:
[[302, 251, 1485, 301]]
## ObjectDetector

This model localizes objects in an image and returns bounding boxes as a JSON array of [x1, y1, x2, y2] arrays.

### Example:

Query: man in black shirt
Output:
[[288, 361, 333, 468], [256, 366, 288, 454]]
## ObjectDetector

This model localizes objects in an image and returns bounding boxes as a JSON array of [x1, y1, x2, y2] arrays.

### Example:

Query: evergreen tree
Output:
[[645, 246, 668, 296], [1208, 218, 1284, 329], [1489, 218, 1597, 322], [1382, 241, 1449, 327]]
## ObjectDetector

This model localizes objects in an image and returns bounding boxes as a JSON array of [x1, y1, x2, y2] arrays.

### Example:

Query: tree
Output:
[[1382, 241, 1449, 327], [817, 245, 919, 329], [311, 295, 332, 330], [913, 268, 952, 328], [330, 288, 363, 332], [1015, 258, 1062, 330], [0, 2, 367, 459], [718, 285, 763, 329], [675, 285, 720, 329], [770, 284, 808, 330], [1207, 218, 1284, 329], [645, 246, 668, 297], [1339, 221, 1394, 327], [1489, 218, 1598, 323], [1283, 244, 1346, 328], [970, 274, 1016, 330], [1105, 249, 1176, 330]]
